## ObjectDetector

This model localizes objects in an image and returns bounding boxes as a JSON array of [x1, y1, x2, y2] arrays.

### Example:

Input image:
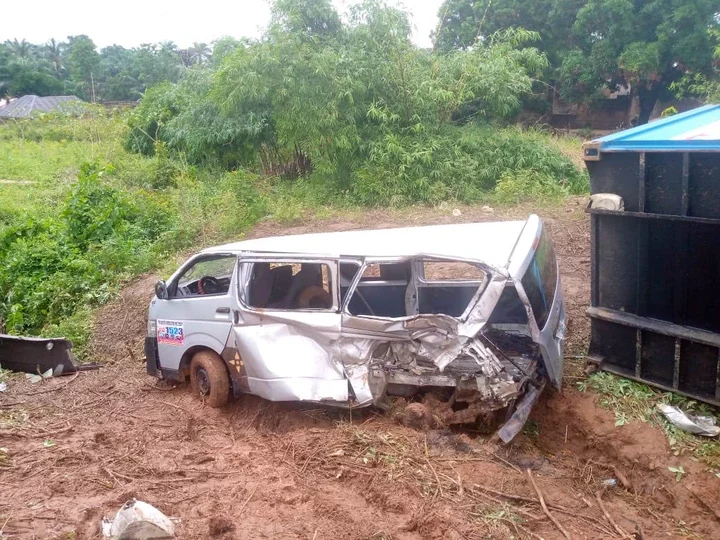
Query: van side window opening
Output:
[[173, 256, 236, 297], [347, 262, 410, 317], [347, 259, 487, 318], [520, 230, 558, 329], [418, 260, 487, 317], [247, 262, 334, 310]]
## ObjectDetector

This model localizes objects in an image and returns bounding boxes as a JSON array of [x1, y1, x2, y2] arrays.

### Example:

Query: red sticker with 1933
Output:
[[157, 320, 184, 345]]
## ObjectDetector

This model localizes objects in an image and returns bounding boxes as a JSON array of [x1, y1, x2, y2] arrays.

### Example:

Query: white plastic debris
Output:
[[102, 499, 175, 539], [602, 478, 617, 487], [0, 382, 7, 392], [657, 404, 720, 437], [589, 193, 624, 211], [452, 208, 462, 217]]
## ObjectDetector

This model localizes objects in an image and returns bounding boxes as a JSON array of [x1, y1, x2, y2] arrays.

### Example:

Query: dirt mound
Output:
[[2, 202, 719, 539], [91, 273, 158, 364]]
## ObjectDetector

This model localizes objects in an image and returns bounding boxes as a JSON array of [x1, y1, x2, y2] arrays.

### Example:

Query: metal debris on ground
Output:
[[102, 499, 175, 539], [657, 404, 720, 437], [0, 334, 100, 376]]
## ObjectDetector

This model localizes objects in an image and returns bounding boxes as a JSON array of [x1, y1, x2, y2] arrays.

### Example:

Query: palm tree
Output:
[[6, 39, 32, 64], [189, 42, 211, 65], [45, 38, 65, 77]]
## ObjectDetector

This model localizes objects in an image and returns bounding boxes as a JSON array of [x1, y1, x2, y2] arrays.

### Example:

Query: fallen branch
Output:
[[684, 486, 720, 523], [237, 484, 258, 516], [425, 457, 444, 499], [595, 491, 632, 539], [491, 452, 523, 474], [0, 401, 26, 408], [526, 469, 572, 540], [474, 484, 570, 511], [469, 488, 543, 522]]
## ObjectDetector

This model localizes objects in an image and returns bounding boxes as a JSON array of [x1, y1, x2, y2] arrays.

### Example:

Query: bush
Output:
[[0, 162, 179, 341], [124, 1, 579, 207], [350, 126, 585, 205]]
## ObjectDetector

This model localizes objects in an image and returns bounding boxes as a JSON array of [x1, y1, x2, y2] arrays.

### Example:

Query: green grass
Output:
[[577, 371, 720, 471], [0, 110, 126, 183], [0, 110, 589, 361]]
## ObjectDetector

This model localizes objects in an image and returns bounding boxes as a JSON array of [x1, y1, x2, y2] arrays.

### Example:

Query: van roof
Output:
[[203, 217, 534, 269]]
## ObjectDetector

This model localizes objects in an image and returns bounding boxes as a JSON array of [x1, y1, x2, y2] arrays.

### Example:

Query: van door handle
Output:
[[216, 307, 231, 314]]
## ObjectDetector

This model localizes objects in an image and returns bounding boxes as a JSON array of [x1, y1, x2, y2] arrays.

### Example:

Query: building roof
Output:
[[0, 95, 81, 119], [203, 218, 534, 270], [587, 104, 720, 153]]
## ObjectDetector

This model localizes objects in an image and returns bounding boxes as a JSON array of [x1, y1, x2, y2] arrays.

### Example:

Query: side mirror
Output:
[[155, 280, 169, 300]]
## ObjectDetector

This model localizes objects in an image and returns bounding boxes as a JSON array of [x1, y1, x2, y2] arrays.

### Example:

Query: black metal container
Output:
[[583, 105, 720, 405]]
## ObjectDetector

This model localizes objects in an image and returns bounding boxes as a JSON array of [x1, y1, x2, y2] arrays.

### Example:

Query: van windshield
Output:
[[520, 229, 557, 329]]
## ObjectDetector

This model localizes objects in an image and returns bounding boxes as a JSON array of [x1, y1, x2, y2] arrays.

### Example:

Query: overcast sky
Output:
[[0, 0, 446, 49]]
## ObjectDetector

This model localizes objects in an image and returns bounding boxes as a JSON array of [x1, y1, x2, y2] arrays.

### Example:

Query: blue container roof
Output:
[[592, 104, 720, 152]]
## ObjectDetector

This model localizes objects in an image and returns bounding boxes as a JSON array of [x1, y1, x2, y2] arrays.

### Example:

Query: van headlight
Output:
[[147, 319, 157, 337]]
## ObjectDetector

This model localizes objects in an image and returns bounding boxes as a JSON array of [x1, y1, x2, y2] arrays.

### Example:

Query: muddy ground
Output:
[[2, 201, 719, 539]]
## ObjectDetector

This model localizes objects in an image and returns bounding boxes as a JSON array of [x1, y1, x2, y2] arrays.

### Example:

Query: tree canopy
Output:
[[124, 0, 583, 205], [0, 36, 242, 101], [434, 0, 720, 123]]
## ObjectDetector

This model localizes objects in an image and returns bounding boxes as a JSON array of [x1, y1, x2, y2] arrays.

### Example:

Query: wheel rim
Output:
[[196, 367, 211, 396]]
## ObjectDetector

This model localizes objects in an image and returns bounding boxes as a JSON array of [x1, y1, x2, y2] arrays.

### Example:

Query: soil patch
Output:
[[1, 200, 718, 539]]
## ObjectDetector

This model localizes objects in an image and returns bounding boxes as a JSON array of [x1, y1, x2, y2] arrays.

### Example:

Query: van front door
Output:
[[153, 254, 237, 377]]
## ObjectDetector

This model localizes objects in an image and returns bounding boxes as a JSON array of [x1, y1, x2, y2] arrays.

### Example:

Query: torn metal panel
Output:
[[246, 376, 348, 403], [498, 380, 545, 443], [0, 334, 98, 375]]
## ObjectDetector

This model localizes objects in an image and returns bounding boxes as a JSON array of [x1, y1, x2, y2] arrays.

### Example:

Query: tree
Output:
[[45, 38, 66, 77], [66, 35, 100, 100], [211, 37, 245, 65], [188, 42, 211, 65], [98, 45, 140, 101], [434, 0, 720, 123], [6, 39, 33, 64], [135, 42, 183, 89]]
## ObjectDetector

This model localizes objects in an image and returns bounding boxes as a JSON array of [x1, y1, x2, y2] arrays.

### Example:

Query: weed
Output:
[[578, 371, 720, 469], [668, 465, 686, 482]]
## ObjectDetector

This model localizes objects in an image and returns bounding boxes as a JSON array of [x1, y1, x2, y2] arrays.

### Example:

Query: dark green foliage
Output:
[[0, 36, 199, 101], [351, 125, 584, 205], [125, 70, 271, 167], [0, 163, 176, 337], [435, 0, 720, 122], [125, 0, 581, 205]]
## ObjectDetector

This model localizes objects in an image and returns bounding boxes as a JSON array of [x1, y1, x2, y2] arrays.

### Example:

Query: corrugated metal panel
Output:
[[0, 95, 81, 118], [583, 104, 720, 156]]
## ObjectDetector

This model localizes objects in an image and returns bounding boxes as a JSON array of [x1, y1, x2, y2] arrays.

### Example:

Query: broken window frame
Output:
[[236, 256, 340, 313], [342, 255, 495, 322]]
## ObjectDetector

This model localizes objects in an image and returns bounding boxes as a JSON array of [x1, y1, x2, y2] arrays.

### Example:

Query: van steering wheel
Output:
[[198, 276, 222, 295]]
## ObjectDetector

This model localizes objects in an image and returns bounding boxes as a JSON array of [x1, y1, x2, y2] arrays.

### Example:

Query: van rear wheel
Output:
[[189, 351, 230, 407]]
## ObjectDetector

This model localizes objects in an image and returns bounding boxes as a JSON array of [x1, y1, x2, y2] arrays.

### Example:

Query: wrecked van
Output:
[[145, 216, 566, 441]]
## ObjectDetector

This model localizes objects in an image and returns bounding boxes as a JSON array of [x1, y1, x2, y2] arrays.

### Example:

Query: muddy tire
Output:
[[189, 351, 230, 407]]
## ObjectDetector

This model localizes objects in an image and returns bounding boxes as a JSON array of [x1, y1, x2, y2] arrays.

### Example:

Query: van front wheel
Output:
[[189, 351, 230, 407]]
